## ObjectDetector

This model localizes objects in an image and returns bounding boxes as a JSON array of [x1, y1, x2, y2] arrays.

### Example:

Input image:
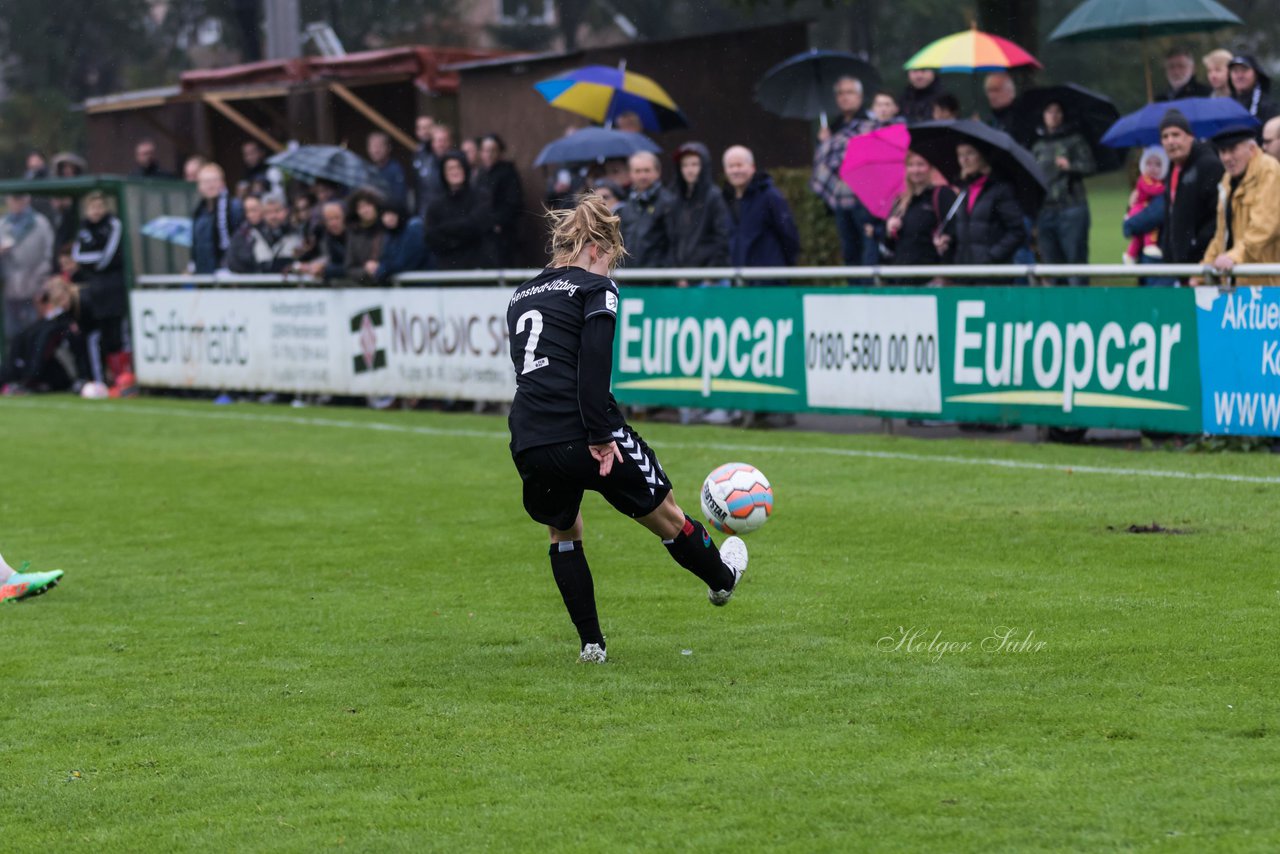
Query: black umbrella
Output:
[[267, 145, 386, 191], [755, 49, 882, 127], [908, 120, 1049, 215], [1020, 83, 1123, 173], [533, 127, 661, 166]]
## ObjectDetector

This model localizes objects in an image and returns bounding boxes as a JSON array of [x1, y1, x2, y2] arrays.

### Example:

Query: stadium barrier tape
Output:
[[128, 271, 1280, 437]]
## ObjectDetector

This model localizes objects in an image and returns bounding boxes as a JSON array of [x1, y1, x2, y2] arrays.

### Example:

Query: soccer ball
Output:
[[701, 462, 773, 535]]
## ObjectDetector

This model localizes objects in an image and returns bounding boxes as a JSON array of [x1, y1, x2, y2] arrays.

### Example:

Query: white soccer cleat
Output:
[[579, 643, 607, 663], [708, 536, 747, 606]]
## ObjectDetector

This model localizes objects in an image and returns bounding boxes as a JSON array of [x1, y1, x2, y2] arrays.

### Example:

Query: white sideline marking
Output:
[[7, 399, 1280, 486]]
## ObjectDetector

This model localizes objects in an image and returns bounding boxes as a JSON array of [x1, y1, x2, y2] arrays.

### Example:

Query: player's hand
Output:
[[589, 441, 623, 477]]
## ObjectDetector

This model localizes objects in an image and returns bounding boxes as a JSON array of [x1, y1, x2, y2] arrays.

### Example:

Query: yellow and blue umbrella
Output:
[[534, 65, 689, 133]]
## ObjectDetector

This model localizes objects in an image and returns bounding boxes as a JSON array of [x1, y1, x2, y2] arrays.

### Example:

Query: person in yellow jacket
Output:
[[1196, 125, 1280, 285]]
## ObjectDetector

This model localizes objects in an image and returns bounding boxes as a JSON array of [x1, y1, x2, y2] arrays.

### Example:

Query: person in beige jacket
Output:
[[1198, 125, 1280, 285]]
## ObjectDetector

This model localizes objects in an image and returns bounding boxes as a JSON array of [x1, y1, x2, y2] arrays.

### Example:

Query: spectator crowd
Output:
[[5, 46, 1280, 398]]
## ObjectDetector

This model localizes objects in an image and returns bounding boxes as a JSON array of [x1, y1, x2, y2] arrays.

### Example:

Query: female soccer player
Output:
[[507, 193, 747, 663]]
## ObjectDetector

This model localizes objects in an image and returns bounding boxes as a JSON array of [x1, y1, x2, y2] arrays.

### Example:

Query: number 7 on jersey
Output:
[[515, 309, 549, 374]]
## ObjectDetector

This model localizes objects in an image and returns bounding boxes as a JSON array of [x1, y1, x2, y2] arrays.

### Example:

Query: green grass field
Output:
[[4, 397, 1279, 851], [1087, 171, 1132, 267]]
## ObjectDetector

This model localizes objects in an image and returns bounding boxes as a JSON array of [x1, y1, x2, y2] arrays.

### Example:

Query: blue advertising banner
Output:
[[1196, 287, 1280, 435]]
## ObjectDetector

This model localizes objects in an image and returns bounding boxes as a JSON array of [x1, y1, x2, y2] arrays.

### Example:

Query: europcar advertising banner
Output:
[[131, 288, 516, 399], [133, 284, 1268, 436], [938, 287, 1202, 432], [608, 286, 1203, 432], [1196, 286, 1280, 435], [612, 288, 808, 410]]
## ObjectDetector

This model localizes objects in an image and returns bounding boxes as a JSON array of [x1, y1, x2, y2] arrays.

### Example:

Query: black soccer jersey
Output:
[[507, 266, 625, 454]]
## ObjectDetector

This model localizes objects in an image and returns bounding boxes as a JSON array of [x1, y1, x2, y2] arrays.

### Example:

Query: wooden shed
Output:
[[82, 46, 509, 187]]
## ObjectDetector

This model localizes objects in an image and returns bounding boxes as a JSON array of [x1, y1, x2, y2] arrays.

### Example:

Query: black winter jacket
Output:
[[1233, 86, 1280, 131], [1158, 141, 1225, 264], [888, 185, 957, 266], [619, 182, 675, 268], [666, 142, 731, 268], [473, 160, 523, 266], [425, 157, 496, 270], [944, 173, 1026, 265], [899, 77, 946, 123], [722, 172, 801, 269]]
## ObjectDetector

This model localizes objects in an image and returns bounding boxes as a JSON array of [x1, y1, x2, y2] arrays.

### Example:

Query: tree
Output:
[[0, 0, 155, 174], [977, 0, 1039, 57], [0, 0, 154, 97], [299, 0, 464, 50]]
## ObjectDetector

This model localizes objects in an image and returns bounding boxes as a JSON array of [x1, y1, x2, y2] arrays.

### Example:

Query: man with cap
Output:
[[1228, 55, 1279, 133], [1193, 125, 1280, 286], [1125, 109, 1225, 283]]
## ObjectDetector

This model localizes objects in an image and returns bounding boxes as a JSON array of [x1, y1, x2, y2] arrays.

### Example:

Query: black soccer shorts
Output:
[[513, 425, 673, 531]]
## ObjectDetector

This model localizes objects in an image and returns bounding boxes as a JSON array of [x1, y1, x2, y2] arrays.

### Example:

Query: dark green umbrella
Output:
[[1049, 0, 1243, 101]]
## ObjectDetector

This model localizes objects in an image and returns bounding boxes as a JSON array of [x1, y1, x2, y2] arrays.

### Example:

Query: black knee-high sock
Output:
[[549, 541, 604, 648], [663, 516, 734, 590]]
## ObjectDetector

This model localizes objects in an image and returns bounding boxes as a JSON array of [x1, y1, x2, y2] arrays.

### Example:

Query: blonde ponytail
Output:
[[546, 192, 628, 271]]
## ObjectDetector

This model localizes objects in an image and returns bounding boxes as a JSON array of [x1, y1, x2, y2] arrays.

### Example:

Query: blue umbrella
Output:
[[533, 127, 661, 166], [1101, 97, 1258, 148], [141, 215, 193, 248]]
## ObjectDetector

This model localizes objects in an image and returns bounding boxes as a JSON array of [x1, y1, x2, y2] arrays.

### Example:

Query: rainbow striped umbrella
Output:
[[904, 27, 1041, 73], [534, 65, 689, 133]]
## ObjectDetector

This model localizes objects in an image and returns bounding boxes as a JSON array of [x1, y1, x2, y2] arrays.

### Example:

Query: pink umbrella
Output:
[[838, 123, 911, 220]]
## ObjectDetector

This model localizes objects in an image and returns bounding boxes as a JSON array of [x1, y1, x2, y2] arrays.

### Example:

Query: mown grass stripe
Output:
[[7, 398, 1279, 486]]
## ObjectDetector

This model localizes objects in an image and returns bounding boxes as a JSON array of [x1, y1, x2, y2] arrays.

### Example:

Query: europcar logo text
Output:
[[614, 297, 798, 396], [351, 307, 386, 374], [949, 299, 1187, 412]]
